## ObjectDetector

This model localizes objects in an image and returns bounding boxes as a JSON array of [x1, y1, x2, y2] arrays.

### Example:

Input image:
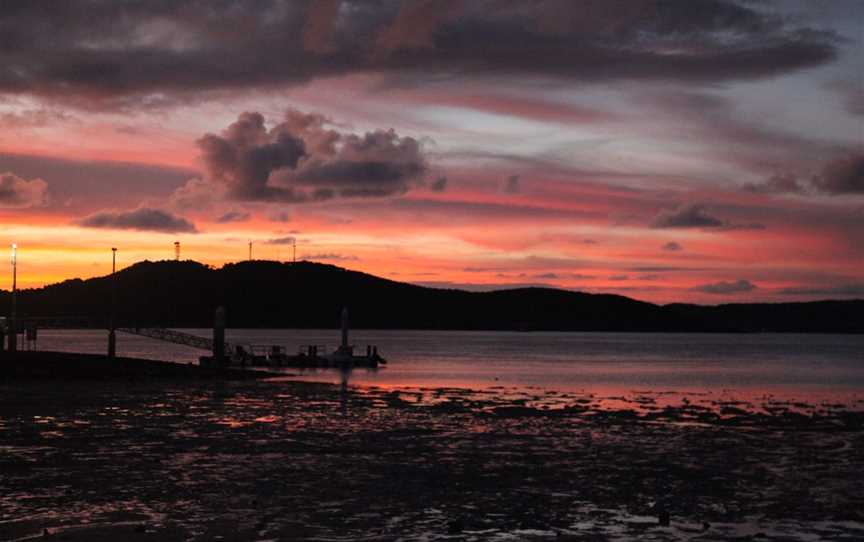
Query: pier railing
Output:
[[118, 327, 231, 353]]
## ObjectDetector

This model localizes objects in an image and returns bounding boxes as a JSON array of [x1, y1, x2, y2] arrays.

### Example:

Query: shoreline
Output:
[[0, 350, 272, 381], [2, 349, 862, 414]]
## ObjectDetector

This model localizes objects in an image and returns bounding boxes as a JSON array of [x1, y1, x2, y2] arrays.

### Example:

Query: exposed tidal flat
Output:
[[1, 368, 863, 541]]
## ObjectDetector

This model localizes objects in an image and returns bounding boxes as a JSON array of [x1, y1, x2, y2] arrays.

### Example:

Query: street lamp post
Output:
[[108, 247, 117, 358], [9, 243, 17, 353]]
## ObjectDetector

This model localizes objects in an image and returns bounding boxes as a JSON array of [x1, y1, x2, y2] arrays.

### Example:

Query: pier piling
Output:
[[341, 306, 349, 351], [213, 306, 226, 365]]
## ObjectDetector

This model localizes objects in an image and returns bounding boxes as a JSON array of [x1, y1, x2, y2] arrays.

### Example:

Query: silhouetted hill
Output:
[[1, 260, 861, 332]]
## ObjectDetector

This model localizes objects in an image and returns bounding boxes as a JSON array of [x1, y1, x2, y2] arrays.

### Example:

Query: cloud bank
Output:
[[653, 203, 723, 228], [743, 152, 864, 195], [216, 210, 251, 223], [0, 172, 48, 208], [0, 1, 840, 109], [812, 152, 864, 194], [652, 203, 763, 230], [196, 110, 427, 203], [78, 207, 197, 233]]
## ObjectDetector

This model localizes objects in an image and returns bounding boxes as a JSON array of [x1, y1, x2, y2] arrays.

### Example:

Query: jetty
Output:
[[198, 306, 386, 369], [1, 305, 385, 371]]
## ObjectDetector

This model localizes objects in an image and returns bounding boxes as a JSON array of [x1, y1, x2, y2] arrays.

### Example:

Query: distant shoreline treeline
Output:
[[1, 260, 861, 333]]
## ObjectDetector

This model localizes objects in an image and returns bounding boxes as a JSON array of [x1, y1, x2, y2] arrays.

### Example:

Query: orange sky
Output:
[[1, 1, 863, 304]]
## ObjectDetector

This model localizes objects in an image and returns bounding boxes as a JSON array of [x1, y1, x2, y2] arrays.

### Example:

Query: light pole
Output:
[[108, 247, 117, 358], [9, 243, 17, 353]]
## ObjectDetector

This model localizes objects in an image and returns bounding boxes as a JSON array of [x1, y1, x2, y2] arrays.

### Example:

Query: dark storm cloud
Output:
[[77, 207, 197, 233], [742, 152, 864, 195], [0, 0, 841, 109], [742, 173, 805, 195], [652, 203, 724, 228], [264, 236, 296, 245], [215, 210, 251, 223], [429, 176, 447, 192], [197, 110, 427, 203], [198, 112, 307, 201], [652, 203, 764, 230], [693, 279, 756, 294], [811, 152, 864, 194], [0, 172, 48, 208]]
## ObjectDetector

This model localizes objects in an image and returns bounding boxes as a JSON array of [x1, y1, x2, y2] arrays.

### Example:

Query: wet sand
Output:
[[1, 377, 863, 541]]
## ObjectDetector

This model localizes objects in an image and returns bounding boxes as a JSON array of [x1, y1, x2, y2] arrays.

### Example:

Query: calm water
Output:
[[30, 329, 864, 400]]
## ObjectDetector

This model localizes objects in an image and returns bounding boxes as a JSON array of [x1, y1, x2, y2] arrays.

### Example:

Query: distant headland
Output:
[[1, 260, 861, 333]]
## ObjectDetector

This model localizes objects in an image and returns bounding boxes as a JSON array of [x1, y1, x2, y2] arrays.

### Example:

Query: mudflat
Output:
[[1, 377, 862, 541]]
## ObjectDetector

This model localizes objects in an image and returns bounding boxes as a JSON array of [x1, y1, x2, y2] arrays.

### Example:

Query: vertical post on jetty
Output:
[[340, 306, 349, 352], [213, 306, 226, 366], [9, 243, 17, 354], [108, 247, 117, 359]]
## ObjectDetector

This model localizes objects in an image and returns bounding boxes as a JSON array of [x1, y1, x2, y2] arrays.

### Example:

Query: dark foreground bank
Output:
[[1, 377, 862, 541], [0, 351, 270, 381]]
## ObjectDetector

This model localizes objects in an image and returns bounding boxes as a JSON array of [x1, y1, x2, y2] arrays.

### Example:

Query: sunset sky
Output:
[[1, 0, 862, 303]]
